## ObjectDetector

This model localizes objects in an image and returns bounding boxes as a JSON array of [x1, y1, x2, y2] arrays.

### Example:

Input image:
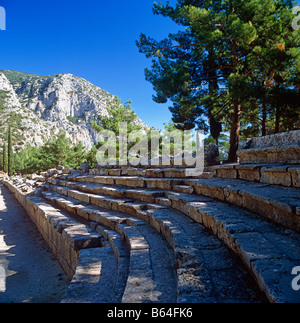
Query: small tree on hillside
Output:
[[91, 96, 144, 163], [8, 125, 14, 176], [3, 142, 8, 173]]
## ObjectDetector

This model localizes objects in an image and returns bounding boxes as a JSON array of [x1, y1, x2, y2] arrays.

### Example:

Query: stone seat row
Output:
[[45, 177, 300, 303], [42, 186, 268, 303], [3, 180, 124, 303], [42, 191, 178, 303], [212, 164, 300, 188], [83, 163, 300, 188], [47, 172, 300, 233]]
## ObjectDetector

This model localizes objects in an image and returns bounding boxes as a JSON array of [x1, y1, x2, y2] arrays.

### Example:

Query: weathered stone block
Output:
[[93, 176, 115, 185], [122, 226, 149, 250], [76, 176, 92, 183], [90, 195, 112, 210], [261, 166, 292, 187], [117, 202, 146, 216], [125, 189, 164, 203], [115, 177, 145, 188], [68, 190, 91, 204], [237, 130, 300, 164], [110, 199, 133, 212], [65, 181, 78, 189], [188, 202, 204, 224], [155, 197, 172, 207], [288, 167, 300, 188], [214, 165, 237, 179], [173, 185, 194, 194], [62, 225, 101, 250], [101, 186, 126, 199], [76, 205, 92, 220], [223, 187, 243, 207], [64, 202, 79, 215], [145, 169, 164, 178], [146, 178, 171, 190], [91, 210, 121, 230], [146, 178, 182, 190], [163, 168, 186, 178], [126, 168, 139, 176], [79, 163, 91, 173], [108, 169, 121, 176], [235, 165, 261, 182], [192, 183, 225, 201]]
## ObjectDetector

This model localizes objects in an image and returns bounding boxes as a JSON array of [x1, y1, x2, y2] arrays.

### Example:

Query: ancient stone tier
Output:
[[2, 130, 300, 303], [237, 130, 300, 164]]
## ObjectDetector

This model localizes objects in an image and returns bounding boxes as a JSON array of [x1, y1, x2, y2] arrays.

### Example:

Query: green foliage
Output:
[[2, 142, 8, 173], [137, 0, 300, 161], [91, 96, 144, 162], [205, 133, 230, 162], [0, 70, 40, 86], [91, 96, 141, 134], [161, 121, 196, 156], [85, 145, 98, 168], [0, 90, 9, 112], [0, 151, 3, 171], [8, 125, 14, 176], [14, 131, 89, 174], [67, 115, 85, 125]]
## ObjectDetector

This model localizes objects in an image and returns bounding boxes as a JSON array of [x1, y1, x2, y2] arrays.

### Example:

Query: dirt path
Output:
[[0, 183, 70, 303]]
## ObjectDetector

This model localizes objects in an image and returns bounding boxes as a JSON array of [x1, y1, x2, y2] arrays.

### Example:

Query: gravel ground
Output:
[[0, 184, 70, 303]]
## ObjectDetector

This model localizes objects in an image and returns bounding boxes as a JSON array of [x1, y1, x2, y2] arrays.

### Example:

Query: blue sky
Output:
[[0, 0, 180, 130]]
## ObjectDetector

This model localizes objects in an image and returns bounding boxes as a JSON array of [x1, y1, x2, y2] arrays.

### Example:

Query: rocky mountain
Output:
[[0, 70, 147, 152]]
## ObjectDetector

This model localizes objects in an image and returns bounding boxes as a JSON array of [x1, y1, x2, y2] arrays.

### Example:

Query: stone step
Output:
[[45, 186, 267, 303], [145, 207, 266, 303], [28, 195, 103, 251], [184, 177, 300, 233], [46, 183, 300, 303], [211, 164, 300, 188], [41, 191, 131, 303], [89, 222, 130, 303], [61, 246, 119, 303], [49, 174, 300, 233], [41, 191, 178, 303], [236, 130, 300, 165], [88, 166, 214, 179], [164, 191, 300, 303], [21, 195, 122, 303]]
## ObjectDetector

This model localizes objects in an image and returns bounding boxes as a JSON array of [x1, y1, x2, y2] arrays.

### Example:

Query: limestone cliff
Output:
[[0, 70, 147, 151]]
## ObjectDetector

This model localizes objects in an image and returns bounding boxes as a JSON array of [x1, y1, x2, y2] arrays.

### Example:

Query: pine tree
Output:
[[8, 125, 14, 176], [137, 0, 300, 162], [14, 134, 88, 174], [3, 142, 8, 173], [91, 96, 144, 163]]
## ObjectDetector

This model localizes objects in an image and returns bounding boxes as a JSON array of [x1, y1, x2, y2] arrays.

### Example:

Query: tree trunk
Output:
[[261, 80, 267, 137], [275, 103, 280, 134], [262, 98, 267, 137], [227, 104, 241, 163]]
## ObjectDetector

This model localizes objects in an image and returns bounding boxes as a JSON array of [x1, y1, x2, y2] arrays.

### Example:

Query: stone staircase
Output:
[[13, 157, 296, 303], [4, 131, 300, 303]]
